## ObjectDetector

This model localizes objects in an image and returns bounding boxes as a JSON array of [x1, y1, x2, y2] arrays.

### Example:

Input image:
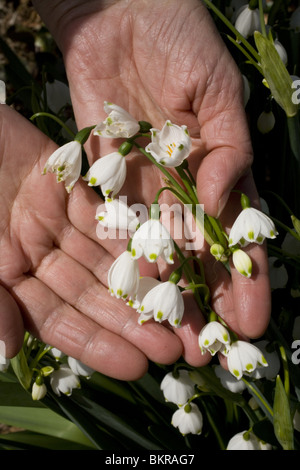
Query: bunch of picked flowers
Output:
[[42, 100, 279, 433]]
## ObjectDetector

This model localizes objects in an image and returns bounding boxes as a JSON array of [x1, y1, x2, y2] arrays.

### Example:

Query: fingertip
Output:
[[0, 287, 24, 358]]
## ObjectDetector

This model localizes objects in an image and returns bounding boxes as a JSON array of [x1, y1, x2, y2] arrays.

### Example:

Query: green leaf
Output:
[[254, 32, 299, 117], [273, 376, 294, 450], [10, 349, 32, 390], [0, 405, 95, 449]]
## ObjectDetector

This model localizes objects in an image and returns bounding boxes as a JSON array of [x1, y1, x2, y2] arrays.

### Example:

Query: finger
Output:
[[11, 276, 148, 381], [0, 285, 24, 358], [196, 75, 253, 217], [31, 246, 183, 366]]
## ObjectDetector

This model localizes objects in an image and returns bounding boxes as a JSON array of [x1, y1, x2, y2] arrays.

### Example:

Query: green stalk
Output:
[[202, 0, 260, 62], [278, 344, 290, 398], [30, 112, 76, 139], [242, 377, 274, 422], [258, 0, 267, 38]]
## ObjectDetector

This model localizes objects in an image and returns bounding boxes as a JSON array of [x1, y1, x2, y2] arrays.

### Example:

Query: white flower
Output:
[[227, 340, 268, 380], [96, 197, 140, 234], [137, 280, 184, 328], [232, 249, 252, 278], [0, 80, 6, 104], [108, 250, 140, 300], [171, 402, 203, 436], [83, 152, 126, 197], [234, 5, 261, 38], [198, 321, 231, 356], [43, 140, 82, 193], [268, 256, 288, 290], [227, 430, 272, 450], [44, 80, 71, 113], [67, 357, 94, 378], [274, 39, 288, 65], [250, 340, 280, 380], [145, 120, 191, 167], [214, 366, 247, 393], [49, 347, 66, 361], [32, 381, 47, 401], [290, 6, 300, 33], [160, 370, 195, 406], [131, 219, 174, 264], [228, 207, 278, 247], [127, 276, 161, 309], [50, 364, 80, 396], [257, 110, 275, 134], [93, 101, 140, 138]]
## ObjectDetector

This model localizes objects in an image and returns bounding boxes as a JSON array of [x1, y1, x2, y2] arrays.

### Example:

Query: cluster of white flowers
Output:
[[31, 347, 94, 401], [198, 320, 268, 380], [160, 370, 203, 436]]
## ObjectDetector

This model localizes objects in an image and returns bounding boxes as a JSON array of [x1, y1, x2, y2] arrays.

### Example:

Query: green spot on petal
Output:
[[223, 333, 228, 342], [140, 306, 144, 312], [149, 253, 157, 261], [90, 177, 97, 185], [131, 248, 136, 257], [117, 289, 123, 297], [248, 231, 254, 240], [233, 369, 240, 378], [156, 311, 163, 320], [246, 363, 253, 371], [204, 339, 209, 346], [178, 144, 184, 151]]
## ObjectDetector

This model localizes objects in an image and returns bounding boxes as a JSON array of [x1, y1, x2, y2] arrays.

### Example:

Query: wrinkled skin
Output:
[[0, 0, 271, 380]]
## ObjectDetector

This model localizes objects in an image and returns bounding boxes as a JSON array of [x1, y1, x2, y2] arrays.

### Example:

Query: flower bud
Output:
[[232, 249, 252, 278]]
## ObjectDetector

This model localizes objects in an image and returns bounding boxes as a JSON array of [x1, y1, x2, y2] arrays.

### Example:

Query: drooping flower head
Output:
[[50, 364, 81, 396], [96, 197, 140, 235], [108, 250, 140, 300], [43, 140, 82, 193], [83, 151, 126, 198], [232, 248, 252, 278], [137, 276, 184, 328], [93, 101, 140, 138], [229, 194, 278, 247], [145, 120, 191, 167], [234, 4, 261, 38], [160, 370, 195, 407], [198, 321, 231, 356], [226, 340, 268, 380], [131, 217, 175, 264], [227, 430, 272, 450], [67, 357, 95, 378], [171, 402, 203, 436]]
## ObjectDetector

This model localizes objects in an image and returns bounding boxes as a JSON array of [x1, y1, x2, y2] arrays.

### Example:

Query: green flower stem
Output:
[[278, 344, 290, 398], [200, 399, 226, 449], [153, 186, 188, 206], [226, 35, 263, 75], [202, 0, 260, 62], [29, 343, 52, 371], [258, 0, 267, 38], [175, 166, 198, 205], [30, 112, 76, 138], [133, 142, 192, 205]]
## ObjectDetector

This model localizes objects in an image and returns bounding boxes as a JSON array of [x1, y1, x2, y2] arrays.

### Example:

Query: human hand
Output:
[[31, 0, 271, 363], [0, 104, 189, 379]]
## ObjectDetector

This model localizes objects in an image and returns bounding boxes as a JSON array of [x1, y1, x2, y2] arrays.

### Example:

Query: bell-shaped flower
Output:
[[67, 357, 94, 378], [0, 80, 6, 104], [137, 278, 184, 328], [96, 197, 140, 235], [227, 430, 272, 450], [228, 207, 278, 247], [49, 347, 66, 361], [198, 321, 231, 356], [232, 248, 252, 278], [234, 5, 261, 38], [127, 276, 161, 309], [214, 366, 247, 393], [108, 250, 140, 300], [171, 402, 203, 436], [160, 370, 195, 407], [226, 340, 268, 380], [145, 120, 191, 167], [131, 219, 174, 264], [44, 79, 71, 114], [50, 364, 81, 396], [83, 151, 126, 197], [93, 101, 140, 138], [274, 39, 288, 65], [43, 140, 82, 193], [257, 110, 275, 134], [32, 380, 47, 401]]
